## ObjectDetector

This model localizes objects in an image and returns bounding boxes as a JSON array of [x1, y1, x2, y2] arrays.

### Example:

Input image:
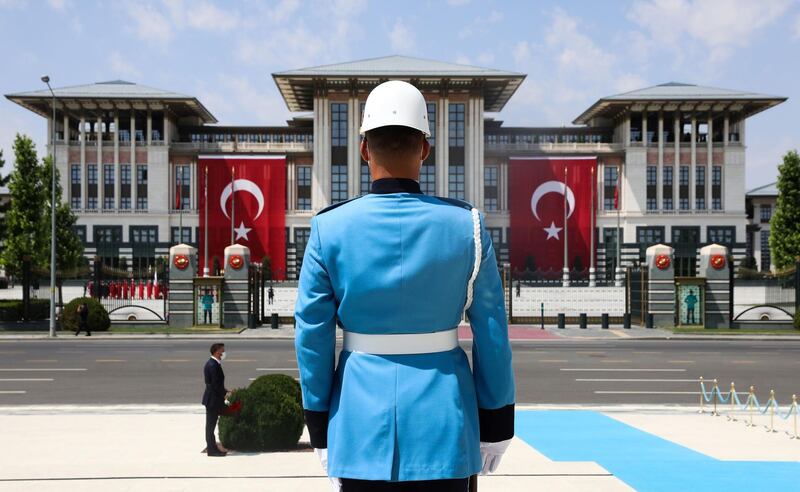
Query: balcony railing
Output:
[[170, 141, 313, 153], [484, 142, 622, 153]]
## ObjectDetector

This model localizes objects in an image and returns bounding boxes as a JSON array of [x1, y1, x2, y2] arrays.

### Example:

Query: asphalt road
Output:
[[0, 338, 798, 406]]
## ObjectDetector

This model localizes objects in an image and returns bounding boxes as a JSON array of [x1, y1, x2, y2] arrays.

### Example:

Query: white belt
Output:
[[342, 328, 459, 355]]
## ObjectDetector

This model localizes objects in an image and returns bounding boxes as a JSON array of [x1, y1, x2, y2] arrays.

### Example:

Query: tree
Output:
[[40, 155, 84, 308], [0, 149, 10, 253], [769, 150, 800, 270], [0, 135, 46, 276]]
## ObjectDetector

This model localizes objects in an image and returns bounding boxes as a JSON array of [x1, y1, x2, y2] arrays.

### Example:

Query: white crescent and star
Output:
[[530, 180, 575, 240], [219, 179, 265, 243]]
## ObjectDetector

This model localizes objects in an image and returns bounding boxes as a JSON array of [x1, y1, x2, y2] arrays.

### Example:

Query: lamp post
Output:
[[42, 75, 57, 338]]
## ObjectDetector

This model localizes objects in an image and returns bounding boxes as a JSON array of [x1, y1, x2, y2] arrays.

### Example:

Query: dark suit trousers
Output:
[[341, 478, 469, 491], [205, 407, 220, 452]]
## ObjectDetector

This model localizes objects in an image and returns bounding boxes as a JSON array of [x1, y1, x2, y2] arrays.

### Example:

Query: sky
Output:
[[1, 0, 799, 189]]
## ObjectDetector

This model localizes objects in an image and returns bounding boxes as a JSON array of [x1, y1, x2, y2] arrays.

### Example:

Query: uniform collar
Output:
[[370, 178, 422, 195]]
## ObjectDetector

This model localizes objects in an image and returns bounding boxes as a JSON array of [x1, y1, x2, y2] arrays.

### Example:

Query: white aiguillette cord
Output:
[[464, 208, 482, 311]]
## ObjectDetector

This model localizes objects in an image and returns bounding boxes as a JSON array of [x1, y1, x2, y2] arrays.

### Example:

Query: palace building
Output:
[[5, 55, 786, 280]]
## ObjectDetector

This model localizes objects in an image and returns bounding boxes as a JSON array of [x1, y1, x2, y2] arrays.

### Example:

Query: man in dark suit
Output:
[[202, 343, 229, 456]]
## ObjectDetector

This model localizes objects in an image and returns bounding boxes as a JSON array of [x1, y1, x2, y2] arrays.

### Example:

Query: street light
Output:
[[42, 75, 56, 338]]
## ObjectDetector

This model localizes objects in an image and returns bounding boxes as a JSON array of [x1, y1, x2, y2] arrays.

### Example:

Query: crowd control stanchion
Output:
[[747, 386, 756, 428], [698, 377, 705, 414], [791, 395, 798, 440], [768, 390, 778, 433], [728, 382, 737, 421], [712, 379, 719, 417]]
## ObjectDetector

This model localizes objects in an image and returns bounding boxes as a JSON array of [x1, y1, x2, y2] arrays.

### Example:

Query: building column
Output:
[[63, 114, 70, 143], [474, 95, 485, 208], [707, 114, 713, 210], [673, 112, 680, 208], [312, 96, 331, 210], [500, 160, 508, 211], [739, 117, 745, 144], [623, 113, 631, 148], [436, 97, 448, 197], [163, 113, 170, 144], [723, 113, 729, 146], [690, 114, 696, 210], [80, 117, 86, 209], [131, 112, 137, 209], [286, 157, 296, 211], [347, 96, 360, 197], [642, 111, 648, 146], [464, 98, 473, 204], [657, 112, 664, 208], [96, 117, 103, 209], [114, 112, 120, 209], [146, 111, 152, 146]]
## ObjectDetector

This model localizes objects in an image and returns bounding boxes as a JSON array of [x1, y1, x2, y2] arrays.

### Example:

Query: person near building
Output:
[[295, 80, 515, 492], [202, 343, 229, 457]]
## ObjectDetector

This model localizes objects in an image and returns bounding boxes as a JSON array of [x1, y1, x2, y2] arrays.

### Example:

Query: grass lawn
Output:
[[108, 325, 244, 334]]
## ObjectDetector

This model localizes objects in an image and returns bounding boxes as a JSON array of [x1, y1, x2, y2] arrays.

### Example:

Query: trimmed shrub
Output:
[[219, 374, 304, 452], [248, 373, 302, 406], [60, 297, 110, 332], [0, 299, 49, 321]]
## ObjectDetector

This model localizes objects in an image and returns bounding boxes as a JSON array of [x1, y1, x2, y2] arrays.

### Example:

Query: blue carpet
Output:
[[515, 410, 800, 492]]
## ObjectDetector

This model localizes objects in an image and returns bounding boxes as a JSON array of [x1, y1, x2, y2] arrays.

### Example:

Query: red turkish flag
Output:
[[508, 157, 596, 275], [198, 156, 286, 280]]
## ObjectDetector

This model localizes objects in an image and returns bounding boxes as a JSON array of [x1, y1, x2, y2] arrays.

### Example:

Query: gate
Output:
[[249, 262, 264, 327], [627, 266, 648, 325]]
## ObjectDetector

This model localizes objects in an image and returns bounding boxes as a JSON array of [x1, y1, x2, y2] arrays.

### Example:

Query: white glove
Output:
[[479, 438, 512, 475], [314, 448, 342, 492]]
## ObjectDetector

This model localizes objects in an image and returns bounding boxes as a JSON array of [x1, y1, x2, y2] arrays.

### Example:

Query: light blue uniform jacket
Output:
[[294, 186, 515, 482]]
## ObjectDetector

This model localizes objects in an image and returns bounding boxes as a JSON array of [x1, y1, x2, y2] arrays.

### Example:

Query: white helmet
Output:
[[359, 80, 430, 136]]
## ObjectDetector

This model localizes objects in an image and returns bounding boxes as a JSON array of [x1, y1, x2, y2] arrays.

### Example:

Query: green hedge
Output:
[[0, 299, 50, 321], [219, 374, 304, 451], [60, 297, 110, 332]]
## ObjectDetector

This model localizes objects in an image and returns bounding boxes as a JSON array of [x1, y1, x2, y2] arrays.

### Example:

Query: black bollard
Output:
[[623, 313, 631, 329], [579, 313, 587, 329], [271, 312, 279, 329], [557, 313, 565, 329], [601, 313, 609, 329], [646, 313, 654, 329]]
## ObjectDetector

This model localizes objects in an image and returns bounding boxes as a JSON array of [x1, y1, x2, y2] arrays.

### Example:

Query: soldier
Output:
[[295, 80, 515, 492]]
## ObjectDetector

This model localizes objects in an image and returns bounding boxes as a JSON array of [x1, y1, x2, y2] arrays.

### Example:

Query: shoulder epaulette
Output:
[[316, 194, 366, 216], [432, 195, 474, 211]]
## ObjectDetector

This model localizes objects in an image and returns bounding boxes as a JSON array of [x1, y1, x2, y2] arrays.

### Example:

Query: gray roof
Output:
[[272, 55, 525, 112], [747, 182, 778, 197], [574, 82, 786, 124], [6, 80, 217, 123], [273, 55, 523, 78]]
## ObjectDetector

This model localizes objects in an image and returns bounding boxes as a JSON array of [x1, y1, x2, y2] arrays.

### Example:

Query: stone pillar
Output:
[[146, 110, 152, 146], [131, 113, 137, 208], [96, 117, 103, 208], [79, 117, 86, 208], [168, 244, 197, 328], [646, 244, 675, 327], [698, 244, 730, 328], [114, 113, 120, 209], [690, 114, 696, 210], [657, 112, 664, 207], [223, 244, 250, 328], [437, 97, 448, 197]]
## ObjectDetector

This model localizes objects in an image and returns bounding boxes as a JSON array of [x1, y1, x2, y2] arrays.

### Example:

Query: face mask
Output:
[[220, 352, 226, 361]]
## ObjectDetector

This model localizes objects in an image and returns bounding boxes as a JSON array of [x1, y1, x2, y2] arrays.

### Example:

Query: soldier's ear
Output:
[[360, 139, 370, 163], [420, 137, 431, 162]]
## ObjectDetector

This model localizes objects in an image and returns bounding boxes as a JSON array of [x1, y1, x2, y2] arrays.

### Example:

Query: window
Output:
[[103, 164, 115, 210], [484, 166, 498, 211], [331, 103, 348, 147], [70, 164, 81, 209], [679, 165, 689, 210], [73, 225, 86, 244], [708, 226, 735, 245], [448, 165, 465, 200], [603, 166, 618, 210], [120, 164, 131, 210], [448, 103, 465, 147], [360, 162, 370, 196], [636, 226, 664, 245], [94, 225, 122, 268], [331, 103, 348, 203], [712, 166, 722, 210], [136, 165, 148, 210], [331, 164, 348, 203], [87, 164, 98, 210], [131, 226, 157, 244], [296, 165, 311, 210], [695, 166, 706, 210], [760, 204, 772, 223], [760, 230, 770, 271], [427, 102, 436, 147], [448, 103, 465, 199], [487, 227, 502, 245], [294, 227, 311, 274], [175, 164, 190, 210], [130, 226, 157, 273], [420, 163, 435, 195], [663, 166, 674, 210], [171, 227, 192, 244], [646, 165, 657, 210]]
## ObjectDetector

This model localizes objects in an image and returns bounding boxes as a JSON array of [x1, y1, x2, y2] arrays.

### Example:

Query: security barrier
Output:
[[699, 377, 798, 439]]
